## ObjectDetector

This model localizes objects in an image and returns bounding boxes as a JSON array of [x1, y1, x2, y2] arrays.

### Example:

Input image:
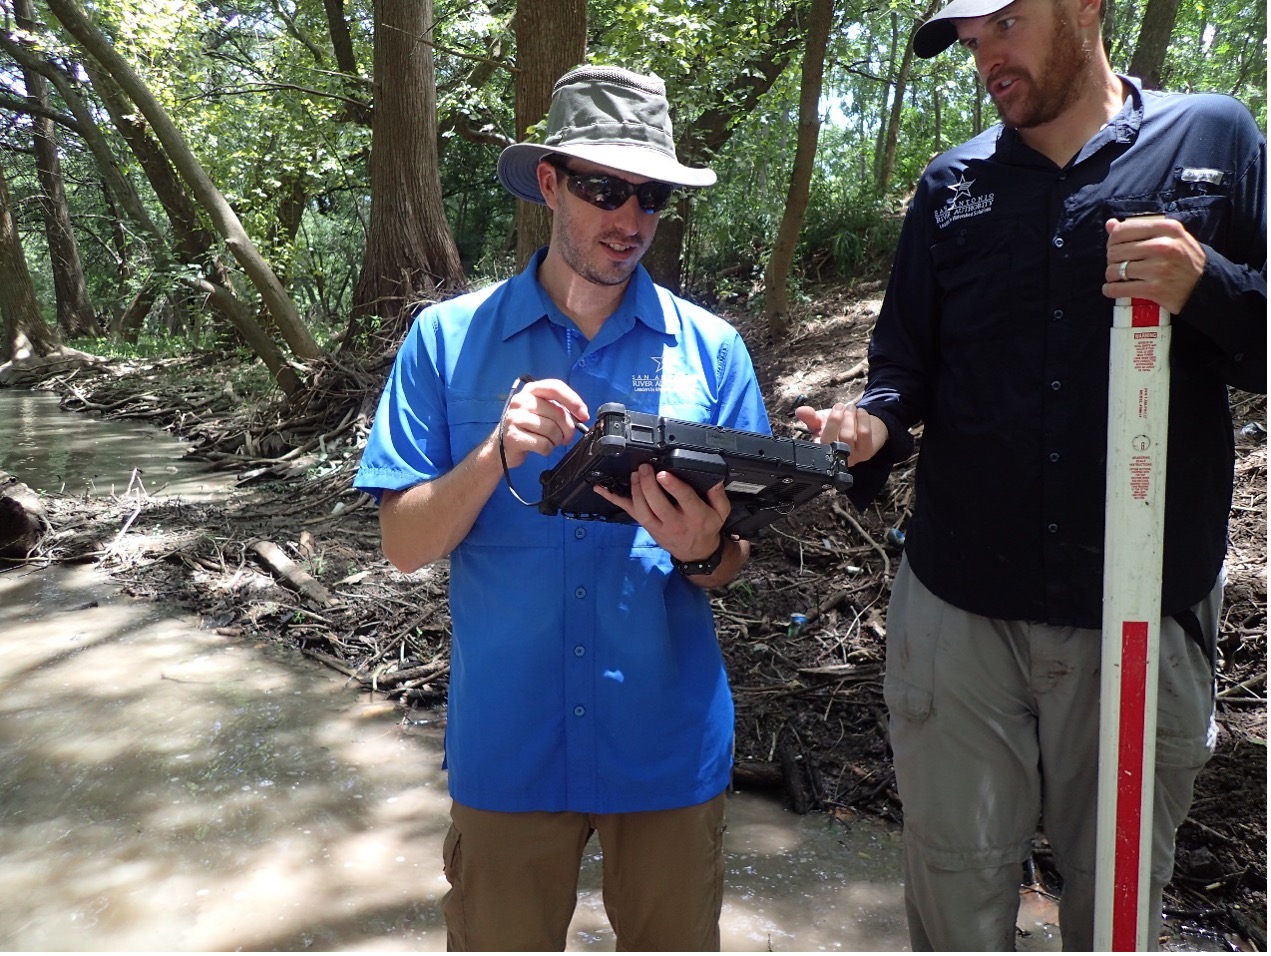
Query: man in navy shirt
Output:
[[797, 0, 1265, 948], [354, 66, 770, 950]]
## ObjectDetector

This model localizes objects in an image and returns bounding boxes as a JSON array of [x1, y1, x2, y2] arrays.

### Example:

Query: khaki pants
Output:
[[884, 556, 1219, 951], [441, 792, 727, 951]]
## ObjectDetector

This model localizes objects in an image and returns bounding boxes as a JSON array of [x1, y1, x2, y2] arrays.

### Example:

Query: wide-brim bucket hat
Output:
[[498, 65, 716, 205], [913, 0, 1016, 57]]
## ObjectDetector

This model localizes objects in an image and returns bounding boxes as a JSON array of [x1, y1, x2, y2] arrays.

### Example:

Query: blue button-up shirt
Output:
[[354, 252, 770, 813], [850, 77, 1266, 628]]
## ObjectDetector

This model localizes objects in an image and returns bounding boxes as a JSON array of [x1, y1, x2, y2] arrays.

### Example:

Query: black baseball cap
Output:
[[913, 0, 1017, 57]]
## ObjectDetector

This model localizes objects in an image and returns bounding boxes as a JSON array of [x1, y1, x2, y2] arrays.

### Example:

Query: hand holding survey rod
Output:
[[1095, 222, 1172, 950]]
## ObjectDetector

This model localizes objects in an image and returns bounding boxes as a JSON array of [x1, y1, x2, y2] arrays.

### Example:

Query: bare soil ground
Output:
[[11, 281, 1265, 949]]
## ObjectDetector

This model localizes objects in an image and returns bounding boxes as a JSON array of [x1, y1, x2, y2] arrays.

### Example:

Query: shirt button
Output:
[[1048, 523, 1059, 533], [574, 586, 587, 599], [1052, 236, 1065, 248], [1052, 309, 1064, 321], [1049, 452, 1061, 463], [574, 527, 587, 539], [574, 705, 586, 717], [574, 645, 586, 657], [1051, 380, 1062, 391]]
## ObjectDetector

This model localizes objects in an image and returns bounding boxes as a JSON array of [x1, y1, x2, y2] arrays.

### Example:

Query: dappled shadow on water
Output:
[[0, 564, 920, 952], [0, 563, 452, 951]]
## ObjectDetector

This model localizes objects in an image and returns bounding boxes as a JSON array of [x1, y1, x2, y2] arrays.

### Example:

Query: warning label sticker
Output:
[[1133, 330, 1159, 372]]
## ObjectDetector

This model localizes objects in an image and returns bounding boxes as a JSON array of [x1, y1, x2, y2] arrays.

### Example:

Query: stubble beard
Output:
[[553, 197, 650, 287], [994, 9, 1091, 130]]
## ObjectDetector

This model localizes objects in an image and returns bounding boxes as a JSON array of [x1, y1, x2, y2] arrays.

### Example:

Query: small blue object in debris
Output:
[[1240, 421, 1266, 440], [885, 527, 906, 549], [788, 613, 809, 637]]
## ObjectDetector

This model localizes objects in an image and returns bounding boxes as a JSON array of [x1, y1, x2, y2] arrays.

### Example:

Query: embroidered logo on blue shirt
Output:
[[934, 173, 996, 229], [632, 354, 697, 395]]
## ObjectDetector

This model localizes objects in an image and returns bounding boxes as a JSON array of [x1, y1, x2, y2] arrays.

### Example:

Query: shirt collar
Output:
[[997, 73, 1144, 166], [499, 248, 679, 342]]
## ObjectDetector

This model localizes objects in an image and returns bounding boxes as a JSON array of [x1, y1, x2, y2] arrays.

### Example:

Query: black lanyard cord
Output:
[[498, 375, 544, 507]]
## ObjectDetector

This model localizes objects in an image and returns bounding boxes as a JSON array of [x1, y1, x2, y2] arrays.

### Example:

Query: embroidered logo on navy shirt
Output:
[[934, 173, 996, 229]]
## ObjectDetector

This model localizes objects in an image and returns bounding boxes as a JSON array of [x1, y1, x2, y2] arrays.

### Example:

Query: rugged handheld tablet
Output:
[[538, 403, 853, 537]]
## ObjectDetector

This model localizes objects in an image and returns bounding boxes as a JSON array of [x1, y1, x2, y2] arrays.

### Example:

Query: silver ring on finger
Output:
[[1118, 259, 1130, 282]]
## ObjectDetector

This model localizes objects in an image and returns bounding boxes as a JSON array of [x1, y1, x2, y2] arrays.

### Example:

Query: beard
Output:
[[551, 194, 652, 288], [992, 8, 1092, 129]]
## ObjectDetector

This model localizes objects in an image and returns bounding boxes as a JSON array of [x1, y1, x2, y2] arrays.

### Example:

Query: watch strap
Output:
[[672, 534, 727, 577]]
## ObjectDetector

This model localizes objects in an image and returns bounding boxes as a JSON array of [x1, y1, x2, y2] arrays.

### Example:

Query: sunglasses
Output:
[[547, 157, 675, 214]]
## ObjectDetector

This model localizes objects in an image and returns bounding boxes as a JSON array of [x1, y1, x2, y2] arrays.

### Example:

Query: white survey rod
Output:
[[1094, 281, 1172, 951]]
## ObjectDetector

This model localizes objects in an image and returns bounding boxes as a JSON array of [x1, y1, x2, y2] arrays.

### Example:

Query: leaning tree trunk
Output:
[[764, 0, 834, 339], [44, 0, 319, 392], [1127, 0, 1183, 89], [647, 7, 804, 292], [878, 0, 941, 196], [78, 57, 298, 386], [14, 0, 96, 339], [512, 0, 587, 269], [345, 0, 465, 346], [0, 160, 59, 363]]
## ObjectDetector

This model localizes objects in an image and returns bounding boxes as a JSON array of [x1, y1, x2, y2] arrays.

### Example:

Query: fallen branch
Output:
[[832, 500, 891, 579], [249, 539, 336, 606]]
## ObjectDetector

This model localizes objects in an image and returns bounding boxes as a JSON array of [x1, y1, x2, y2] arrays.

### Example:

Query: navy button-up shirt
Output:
[[850, 77, 1266, 628]]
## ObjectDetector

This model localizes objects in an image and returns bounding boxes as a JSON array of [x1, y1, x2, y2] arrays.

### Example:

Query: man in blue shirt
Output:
[[354, 66, 770, 950], [796, 0, 1265, 948]]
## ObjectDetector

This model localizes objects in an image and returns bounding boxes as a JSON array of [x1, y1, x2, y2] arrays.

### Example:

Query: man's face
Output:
[[956, 0, 1092, 130], [544, 159, 662, 288]]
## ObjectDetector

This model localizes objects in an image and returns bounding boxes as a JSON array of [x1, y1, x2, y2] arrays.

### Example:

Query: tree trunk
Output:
[[764, 0, 834, 338], [878, 0, 941, 196], [648, 8, 805, 291], [512, 0, 587, 269], [13, 0, 96, 339], [872, 14, 898, 191], [346, 0, 465, 346], [0, 160, 59, 363], [1128, 0, 1183, 89], [322, 0, 360, 76], [44, 0, 321, 383], [82, 59, 280, 359]]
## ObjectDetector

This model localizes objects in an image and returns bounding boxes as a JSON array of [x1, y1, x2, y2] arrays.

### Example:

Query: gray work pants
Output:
[[883, 556, 1219, 951]]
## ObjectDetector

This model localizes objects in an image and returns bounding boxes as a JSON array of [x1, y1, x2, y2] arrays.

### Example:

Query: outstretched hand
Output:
[[794, 402, 888, 466]]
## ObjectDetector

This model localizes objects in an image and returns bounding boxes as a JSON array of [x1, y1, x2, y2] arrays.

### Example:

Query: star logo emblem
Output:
[[947, 174, 975, 206]]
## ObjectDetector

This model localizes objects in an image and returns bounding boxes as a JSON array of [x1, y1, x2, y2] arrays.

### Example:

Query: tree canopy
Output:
[[0, 0, 1264, 379]]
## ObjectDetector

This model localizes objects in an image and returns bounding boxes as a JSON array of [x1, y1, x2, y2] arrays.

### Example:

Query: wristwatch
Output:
[[672, 534, 728, 577]]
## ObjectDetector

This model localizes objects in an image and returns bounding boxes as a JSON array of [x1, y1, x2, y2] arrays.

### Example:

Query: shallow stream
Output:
[[0, 387, 1072, 951]]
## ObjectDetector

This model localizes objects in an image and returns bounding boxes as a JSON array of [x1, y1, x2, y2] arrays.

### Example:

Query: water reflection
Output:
[[0, 562, 914, 951], [0, 389, 219, 498]]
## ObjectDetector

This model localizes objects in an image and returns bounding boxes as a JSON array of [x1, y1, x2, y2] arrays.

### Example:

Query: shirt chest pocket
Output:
[[1105, 195, 1230, 249], [448, 393, 563, 544], [930, 216, 1037, 345], [448, 394, 505, 463]]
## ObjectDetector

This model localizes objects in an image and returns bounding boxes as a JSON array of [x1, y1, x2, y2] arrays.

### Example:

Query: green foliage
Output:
[[1, 0, 1263, 348]]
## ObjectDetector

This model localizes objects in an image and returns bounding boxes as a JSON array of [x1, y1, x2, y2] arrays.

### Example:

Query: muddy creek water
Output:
[[0, 389, 1066, 951]]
